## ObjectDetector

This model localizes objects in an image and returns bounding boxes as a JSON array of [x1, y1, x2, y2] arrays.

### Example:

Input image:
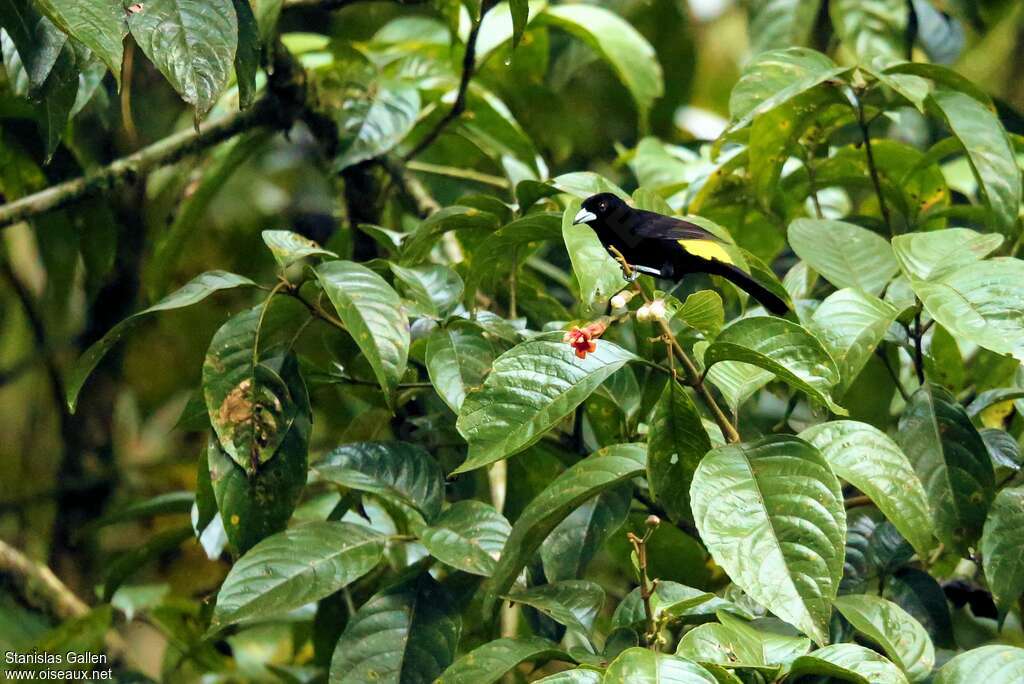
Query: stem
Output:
[[402, 1, 494, 161], [804, 152, 824, 219], [0, 98, 286, 230], [509, 246, 518, 319], [844, 494, 872, 509], [877, 349, 911, 402], [855, 93, 893, 235], [120, 38, 139, 147], [627, 530, 659, 649], [382, 157, 441, 218]]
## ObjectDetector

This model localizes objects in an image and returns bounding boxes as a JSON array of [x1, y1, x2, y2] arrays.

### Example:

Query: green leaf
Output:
[[334, 78, 420, 171], [509, 0, 527, 46], [390, 263, 463, 318], [535, 670, 601, 684], [329, 574, 460, 684], [33, 0, 125, 86], [455, 335, 637, 473], [967, 387, 1024, 418], [424, 324, 495, 414], [67, 271, 256, 412], [315, 260, 410, 404], [262, 230, 337, 269], [648, 379, 711, 524], [540, 485, 631, 582], [604, 648, 718, 684], [437, 636, 567, 684], [933, 645, 1024, 684], [0, 0, 65, 89], [36, 38, 79, 161], [211, 521, 385, 630], [127, 0, 238, 117], [690, 435, 845, 645], [251, 0, 282, 44], [830, 0, 908, 61], [908, 258, 1024, 363], [209, 354, 310, 554], [883, 568, 955, 650], [421, 500, 510, 576], [611, 582, 716, 631], [402, 206, 503, 264], [507, 580, 603, 635], [540, 4, 663, 127], [232, 0, 258, 109], [789, 643, 909, 684], [562, 199, 627, 310], [800, 420, 934, 557], [928, 89, 1021, 234], [833, 594, 935, 682], [788, 219, 898, 295], [551, 172, 628, 199], [728, 48, 847, 130], [315, 441, 445, 523], [203, 305, 302, 474], [698, 347, 774, 414], [483, 443, 647, 612], [897, 383, 995, 556], [465, 212, 561, 299], [672, 290, 724, 339], [981, 486, 1024, 616], [892, 228, 1003, 282], [810, 289, 899, 392], [702, 317, 845, 414], [676, 612, 812, 675], [747, 0, 823, 55]]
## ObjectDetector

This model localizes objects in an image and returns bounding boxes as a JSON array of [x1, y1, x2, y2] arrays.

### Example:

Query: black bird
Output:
[[572, 193, 789, 315]]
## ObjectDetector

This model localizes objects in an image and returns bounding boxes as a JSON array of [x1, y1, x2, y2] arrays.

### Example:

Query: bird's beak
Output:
[[573, 208, 597, 225]]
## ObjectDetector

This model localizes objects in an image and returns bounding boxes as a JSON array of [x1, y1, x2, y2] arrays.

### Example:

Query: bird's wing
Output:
[[632, 212, 736, 265]]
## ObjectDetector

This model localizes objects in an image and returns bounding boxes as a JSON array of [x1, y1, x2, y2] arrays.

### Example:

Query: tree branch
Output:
[[402, 1, 494, 161], [0, 99, 287, 230], [854, 92, 893, 236]]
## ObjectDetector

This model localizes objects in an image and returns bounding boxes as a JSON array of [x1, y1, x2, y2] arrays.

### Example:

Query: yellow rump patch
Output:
[[678, 239, 734, 264]]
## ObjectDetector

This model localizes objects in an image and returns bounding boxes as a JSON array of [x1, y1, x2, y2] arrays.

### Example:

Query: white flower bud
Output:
[[636, 304, 652, 321], [610, 293, 629, 310], [648, 299, 667, 320]]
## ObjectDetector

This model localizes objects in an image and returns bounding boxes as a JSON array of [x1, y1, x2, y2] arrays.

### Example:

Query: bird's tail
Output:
[[699, 259, 790, 315]]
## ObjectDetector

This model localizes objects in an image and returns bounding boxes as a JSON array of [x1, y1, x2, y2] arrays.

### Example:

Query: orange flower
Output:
[[563, 321, 607, 359]]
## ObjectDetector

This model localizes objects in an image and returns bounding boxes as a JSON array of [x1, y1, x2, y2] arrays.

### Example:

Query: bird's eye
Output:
[[599, 202, 607, 210]]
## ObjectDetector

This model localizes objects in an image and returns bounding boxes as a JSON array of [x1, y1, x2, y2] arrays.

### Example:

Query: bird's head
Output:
[[572, 192, 630, 228]]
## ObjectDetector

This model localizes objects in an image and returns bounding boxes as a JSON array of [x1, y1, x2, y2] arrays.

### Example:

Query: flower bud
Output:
[[645, 514, 661, 528], [636, 304, 651, 321], [610, 290, 634, 310], [648, 299, 667, 321]]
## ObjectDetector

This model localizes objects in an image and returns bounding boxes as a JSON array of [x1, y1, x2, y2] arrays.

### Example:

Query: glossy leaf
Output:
[[211, 521, 385, 629], [465, 212, 561, 298], [690, 435, 846, 645], [0, 1, 66, 89], [702, 316, 844, 414], [833, 594, 935, 682], [788, 219, 898, 295], [933, 645, 1024, 684], [647, 379, 711, 524], [891, 228, 1003, 281], [390, 263, 463, 318], [262, 230, 336, 269], [68, 271, 256, 412], [402, 206, 503, 264], [425, 324, 495, 413], [33, 0, 124, 85], [315, 260, 410, 403], [541, 484, 630, 582], [672, 290, 724, 339], [747, 0, 823, 55], [437, 636, 566, 684], [483, 443, 646, 611], [232, 0, 258, 109], [909, 258, 1024, 363], [541, 4, 663, 126], [897, 383, 995, 556], [929, 89, 1020, 234], [611, 581, 715, 631], [810, 289, 899, 392], [329, 574, 460, 684], [420, 500, 510, 576], [127, 0, 238, 116], [315, 441, 445, 523], [604, 648, 718, 684], [507, 580, 603, 635], [455, 335, 637, 473], [800, 420, 934, 557], [562, 199, 627, 310], [789, 643, 909, 684], [509, 0, 527, 46], [830, 0, 908, 61], [981, 486, 1024, 616], [334, 78, 420, 171], [535, 670, 601, 684], [676, 612, 812, 674]]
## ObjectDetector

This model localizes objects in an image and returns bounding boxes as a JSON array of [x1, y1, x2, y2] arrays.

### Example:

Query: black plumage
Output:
[[572, 193, 789, 315]]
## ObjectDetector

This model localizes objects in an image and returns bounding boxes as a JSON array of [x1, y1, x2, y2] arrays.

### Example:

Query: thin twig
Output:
[[855, 92, 893, 235], [844, 494, 872, 509], [407, 160, 510, 188], [913, 308, 926, 385], [402, 1, 495, 161], [876, 349, 911, 401], [382, 157, 441, 217]]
